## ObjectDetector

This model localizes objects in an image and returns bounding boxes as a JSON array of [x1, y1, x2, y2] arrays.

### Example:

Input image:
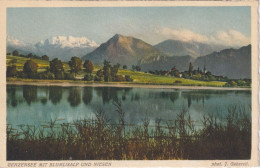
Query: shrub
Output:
[[125, 75, 133, 82], [38, 71, 55, 80], [94, 75, 102, 81], [7, 66, 17, 77], [114, 75, 125, 82], [64, 73, 75, 80], [17, 71, 27, 78], [84, 73, 93, 81], [174, 80, 182, 84], [224, 80, 238, 87], [55, 71, 65, 80]]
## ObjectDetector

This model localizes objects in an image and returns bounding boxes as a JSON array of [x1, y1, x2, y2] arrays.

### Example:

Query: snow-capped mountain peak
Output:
[[7, 36, 99, 61], [37, 36, 99, 48]]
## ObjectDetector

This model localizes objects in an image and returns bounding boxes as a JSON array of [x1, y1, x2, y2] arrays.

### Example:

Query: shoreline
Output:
[[6, 80, 251, 91]]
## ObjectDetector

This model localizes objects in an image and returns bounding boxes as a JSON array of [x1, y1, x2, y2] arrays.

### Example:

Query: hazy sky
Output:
[[7, 7, 251, 46]]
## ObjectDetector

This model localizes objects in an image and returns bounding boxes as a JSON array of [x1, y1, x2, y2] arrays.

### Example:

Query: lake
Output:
[[7, 84, 251, 128]]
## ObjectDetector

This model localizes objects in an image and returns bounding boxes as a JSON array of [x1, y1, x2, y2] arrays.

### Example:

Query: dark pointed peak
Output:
[[112, 33, 123, 39]]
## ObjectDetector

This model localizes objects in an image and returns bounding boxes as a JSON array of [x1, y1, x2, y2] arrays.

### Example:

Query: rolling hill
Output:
[[140, 55, 194, 72], [141, 45, 251, 79], [193, 45, 251, 79]]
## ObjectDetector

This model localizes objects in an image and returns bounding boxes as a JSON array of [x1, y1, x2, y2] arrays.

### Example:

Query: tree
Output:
[[23, 60, 38, 75], [12, 50, 19, 56], [83, 60, 94, 74], [50, 58, 64, 74], [123, 65, 127, 69], [136, 66, 141, 71], [84, 73, 93, 81], [42, 55, 49, 62], [7, 65, 17, 77], [94, 69, 104, 81], [188, 62, 193, 76], [69, 56, 83, 76], [172, 69, 180, 77], [103, 60, 112, 82], [111, 63, 120, 81], [27, 53, 33, 58], [132, 65, 136, 71]]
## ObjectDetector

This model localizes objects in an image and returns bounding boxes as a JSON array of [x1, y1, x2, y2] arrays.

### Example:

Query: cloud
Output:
[[157, 28, 250, 47], [40, 36, 99, 48], [7, 36, 30, 47], [209, 30, 250, 47]]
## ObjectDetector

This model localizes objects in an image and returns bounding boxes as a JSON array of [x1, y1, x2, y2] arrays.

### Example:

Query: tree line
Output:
[[148, 62, 251, 87], [7, 50, 133, 82]]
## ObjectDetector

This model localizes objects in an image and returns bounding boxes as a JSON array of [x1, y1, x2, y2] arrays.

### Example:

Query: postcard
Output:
[[0, 1, 258, 167]]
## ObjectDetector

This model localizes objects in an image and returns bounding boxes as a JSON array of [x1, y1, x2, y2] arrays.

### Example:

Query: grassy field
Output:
[[7, 55, 50, 71], [7, 55, 226, 87], [118, 69, 226, 86]]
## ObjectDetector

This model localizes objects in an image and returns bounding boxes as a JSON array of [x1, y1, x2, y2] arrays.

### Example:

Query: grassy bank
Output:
[[7, 102, 251, 160], [7, 55, 227, 87]]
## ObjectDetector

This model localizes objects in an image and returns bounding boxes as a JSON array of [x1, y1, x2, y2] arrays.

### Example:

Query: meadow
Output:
[[7, 55, 226, 87]]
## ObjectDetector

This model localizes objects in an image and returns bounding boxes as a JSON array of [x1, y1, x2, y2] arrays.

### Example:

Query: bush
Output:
[[94, 76, 102, 81], [38, 71, 55, 80], [17, 71, 27, 78], [55, 71, 65, 80], [84, 73, 93, 81], [125, 75, 133, 82], [174, 80, 182, 84], [114, 75, 125, 82], [7, 66, 17, 77], [224, 80, 238, 87], [64, 73, 75, 80]]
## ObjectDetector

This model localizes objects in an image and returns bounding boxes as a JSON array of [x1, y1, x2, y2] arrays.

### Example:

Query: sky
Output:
[[7, 7, 251, 46]]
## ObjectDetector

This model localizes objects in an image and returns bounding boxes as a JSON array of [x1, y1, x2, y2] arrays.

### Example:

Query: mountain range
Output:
[[7, 34, 251, 79], [7, 36, 99, 61], [140, 45, 251, 79], [154, 40, 228, 58], [83, 34, 251, 79]]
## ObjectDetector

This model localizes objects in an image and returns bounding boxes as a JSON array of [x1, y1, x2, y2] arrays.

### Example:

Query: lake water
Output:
[[7, 85, 251, 128]]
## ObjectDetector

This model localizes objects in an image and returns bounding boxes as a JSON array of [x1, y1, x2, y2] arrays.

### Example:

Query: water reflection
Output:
[[7, 85, 251, 128], [83, 87, 93, 105], [7, 86, 18, 107], [49, 86, 62, 105], [95, 87, 132, 104], [23, 85, 37, 105], [67, 87, 81, 107]]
